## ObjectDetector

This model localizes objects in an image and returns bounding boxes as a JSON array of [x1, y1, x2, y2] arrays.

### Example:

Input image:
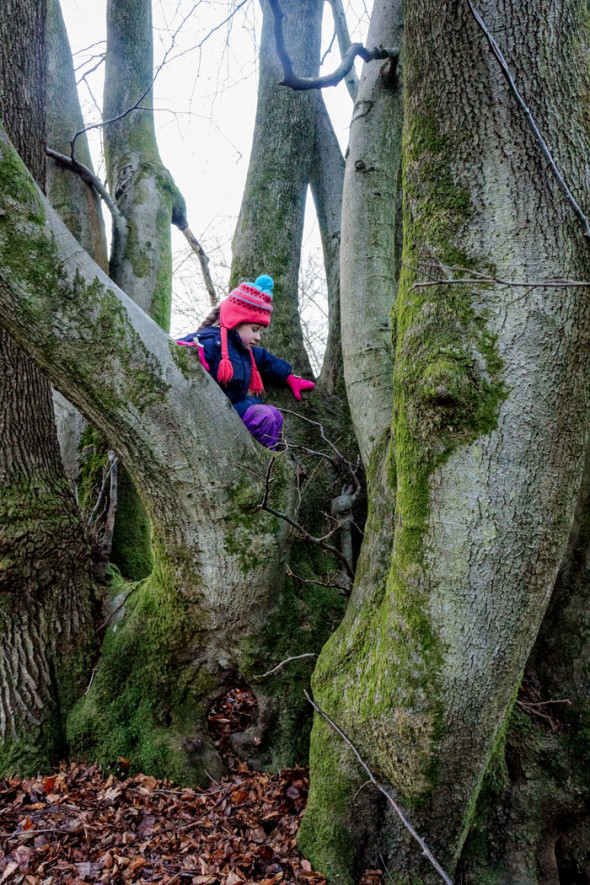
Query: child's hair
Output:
[[197, 305, 221, 331]]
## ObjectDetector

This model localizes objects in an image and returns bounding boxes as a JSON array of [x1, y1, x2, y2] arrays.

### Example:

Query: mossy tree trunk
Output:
[[103, 0, 187, 580], [0, 0, 97, 775], [300, 0, 590, 881], [460, 447, 590, 883], [0, 130, 337, 780]]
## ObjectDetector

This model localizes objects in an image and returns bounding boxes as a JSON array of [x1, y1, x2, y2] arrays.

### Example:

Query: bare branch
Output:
[[253, 653, 317, 680], [467, 0, 590, 239], [304, 690, 454, 885], [98, 451, 118, 563], [181, 227, 219, 306], [86, 453, 119, 529], [285, 563, 349, 594], [268, 0, 398, 92], [280, 408, 362, 498], [258, 455, 355, 581], [69, 2, 202, 160], [327, 0, 359, 99], [45, 147, 127, 245]]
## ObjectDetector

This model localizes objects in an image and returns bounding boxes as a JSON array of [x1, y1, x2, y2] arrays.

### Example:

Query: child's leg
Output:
[[242, 404, 284, 449]]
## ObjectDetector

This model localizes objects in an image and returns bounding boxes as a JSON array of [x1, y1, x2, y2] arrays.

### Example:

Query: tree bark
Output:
[[0, 0, 96, 774], [103, 0, 187, 579], [301, 0, 590, 881], [339, 0, 403, 467], [46, 0, 110, 491], [0, 134, 334, 779]]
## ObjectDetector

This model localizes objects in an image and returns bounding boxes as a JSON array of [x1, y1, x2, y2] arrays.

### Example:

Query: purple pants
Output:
[[242, 404, 284, 449]]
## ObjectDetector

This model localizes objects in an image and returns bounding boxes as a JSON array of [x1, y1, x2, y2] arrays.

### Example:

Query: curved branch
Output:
[[268, 0, 398, 91], [46, 146, 127, 247]]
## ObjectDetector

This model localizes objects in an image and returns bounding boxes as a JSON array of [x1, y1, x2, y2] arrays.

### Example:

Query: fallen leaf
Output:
[[1, 864, 19, 883]]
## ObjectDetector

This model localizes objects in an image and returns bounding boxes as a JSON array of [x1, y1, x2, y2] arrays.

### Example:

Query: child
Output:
[[176, 275, 314, 449]]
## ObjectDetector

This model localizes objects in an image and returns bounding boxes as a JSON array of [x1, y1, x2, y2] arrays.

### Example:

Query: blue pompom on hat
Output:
[[254, 275, 274, 298]]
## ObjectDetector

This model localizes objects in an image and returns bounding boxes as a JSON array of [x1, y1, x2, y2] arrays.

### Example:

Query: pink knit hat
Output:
[[217, 276, 274, 395]]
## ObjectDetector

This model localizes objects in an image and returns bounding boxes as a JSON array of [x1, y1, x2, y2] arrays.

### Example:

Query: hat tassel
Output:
[[248, 352, 265, 397], [217, 327, 234, 385]]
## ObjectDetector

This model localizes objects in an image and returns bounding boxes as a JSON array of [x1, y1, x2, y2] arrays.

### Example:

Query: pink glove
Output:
[[176, 339, 210, 371], [286, 374, 315, 401], [195, 344, 210, 372]]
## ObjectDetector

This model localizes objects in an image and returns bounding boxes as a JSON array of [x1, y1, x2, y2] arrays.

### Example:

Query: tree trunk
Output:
[[103, 0, 187, 579], [338, 0, 403, 467], [301, 0, 590, 881], [0, 0, 97, 774], [0, 137, 338, 779], [231, 0, 321, 375], [46, 0, 110, 491], [460, 447, 590, 884]]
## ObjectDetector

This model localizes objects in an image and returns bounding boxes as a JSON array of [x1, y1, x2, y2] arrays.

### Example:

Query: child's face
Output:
[[235, 322, 264, 349]]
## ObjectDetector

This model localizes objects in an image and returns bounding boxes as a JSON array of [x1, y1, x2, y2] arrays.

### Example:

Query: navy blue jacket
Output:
[[178, 326, 292, 416]]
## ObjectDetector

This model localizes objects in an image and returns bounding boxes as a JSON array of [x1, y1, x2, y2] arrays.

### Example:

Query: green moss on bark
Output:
[[67, 548, 222, 784]]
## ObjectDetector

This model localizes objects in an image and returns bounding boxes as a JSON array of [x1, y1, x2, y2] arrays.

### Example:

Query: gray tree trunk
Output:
[[46, 0, 110, 489], [103, 0, 187, 579], [231, 0, 322, 374], [0, 0, 97, 774], [0, 132, 337, 779], [300, 0, 590, 881], [339, 0, 403, 467]]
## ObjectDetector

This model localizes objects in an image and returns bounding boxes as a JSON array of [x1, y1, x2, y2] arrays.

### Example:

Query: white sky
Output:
[[58, 1, 367, 348]]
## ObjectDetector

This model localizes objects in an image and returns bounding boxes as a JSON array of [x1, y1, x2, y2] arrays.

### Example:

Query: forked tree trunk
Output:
[[300, 0, 590, 881], [0, 0, 96, 774], [0, 132, 335, 779]]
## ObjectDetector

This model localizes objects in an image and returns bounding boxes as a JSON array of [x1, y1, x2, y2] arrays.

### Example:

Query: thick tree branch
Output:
[[0, 126, 257, 518], [304, 690, 454, 885], [268, 0, 398, 91], [467, 0, 590, 238], [46, 146, 127, 246]]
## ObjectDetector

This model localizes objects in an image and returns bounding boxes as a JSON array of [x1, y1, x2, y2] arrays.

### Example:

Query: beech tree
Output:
[[0, 0, 97, 773], [1, 0, 590, 883]]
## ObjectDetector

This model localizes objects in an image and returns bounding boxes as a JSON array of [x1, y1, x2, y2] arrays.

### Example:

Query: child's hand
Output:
[[286, 374, 315, 401]]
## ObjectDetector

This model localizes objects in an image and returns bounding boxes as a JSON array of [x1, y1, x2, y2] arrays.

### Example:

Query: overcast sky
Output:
[[58, 1, 366, 343]]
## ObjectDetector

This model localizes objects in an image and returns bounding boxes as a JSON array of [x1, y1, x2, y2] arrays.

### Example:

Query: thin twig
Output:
[[268, 0, 398, 91], [253, 653, 317, 680], [304, 690, 454, 885], [280, 409, 362, 498], [285, 564, 348, 593], [181, 228, 218, 306], [467, 0, 590, 238], [412, 276, 590, 290]]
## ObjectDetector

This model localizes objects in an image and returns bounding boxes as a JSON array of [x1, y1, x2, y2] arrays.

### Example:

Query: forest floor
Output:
[[0, 690, 384, 885]]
